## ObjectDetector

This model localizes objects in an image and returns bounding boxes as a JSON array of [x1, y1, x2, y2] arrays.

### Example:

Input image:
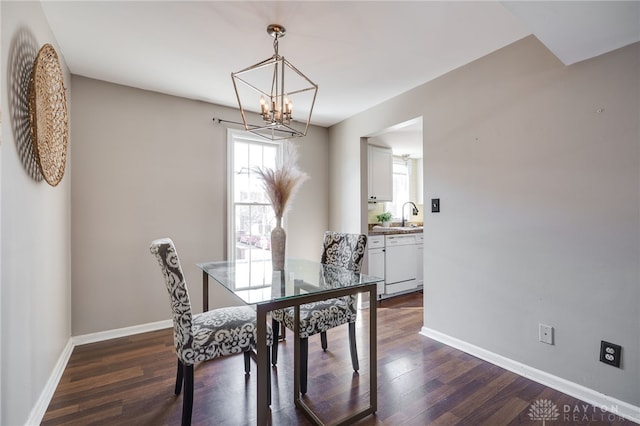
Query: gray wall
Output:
[[330, 36, 639, 406], [1, 2, 72, 424], [70, 76, 329, 336]]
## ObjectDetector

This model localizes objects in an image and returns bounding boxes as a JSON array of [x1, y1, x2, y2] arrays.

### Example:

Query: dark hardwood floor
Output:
[[42, 293, 635, 425]]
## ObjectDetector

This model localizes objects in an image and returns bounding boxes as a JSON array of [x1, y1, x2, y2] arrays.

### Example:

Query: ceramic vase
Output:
[[271, 217, 286, 271]]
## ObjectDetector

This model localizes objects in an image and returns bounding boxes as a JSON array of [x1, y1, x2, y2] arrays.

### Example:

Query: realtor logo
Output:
[[528, 399, 560, 425]]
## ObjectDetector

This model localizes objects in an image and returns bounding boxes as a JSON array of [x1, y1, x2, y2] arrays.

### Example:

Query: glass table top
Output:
[[197, 258, 383, 305]]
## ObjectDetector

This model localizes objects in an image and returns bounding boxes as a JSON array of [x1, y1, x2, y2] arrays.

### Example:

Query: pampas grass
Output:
[[253, 141, 309, 218]]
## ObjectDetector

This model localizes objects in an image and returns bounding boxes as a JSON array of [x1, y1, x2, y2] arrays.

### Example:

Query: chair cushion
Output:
[[271, 296, 356, 338], [180, 305, 273, 365]]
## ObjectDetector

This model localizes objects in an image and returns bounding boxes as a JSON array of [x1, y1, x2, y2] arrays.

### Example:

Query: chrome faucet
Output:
[[401, 201, 419, 227]]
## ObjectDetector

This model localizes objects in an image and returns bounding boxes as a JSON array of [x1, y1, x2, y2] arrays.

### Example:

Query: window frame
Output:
[[227, 128, 283, 262], [387, 156, 413, 220]]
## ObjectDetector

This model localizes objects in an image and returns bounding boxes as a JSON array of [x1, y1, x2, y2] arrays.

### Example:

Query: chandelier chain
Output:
[[273, 35, 279, 57]]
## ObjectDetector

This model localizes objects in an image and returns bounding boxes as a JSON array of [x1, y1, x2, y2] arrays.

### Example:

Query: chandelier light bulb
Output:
[[260, 96, 268, 117]]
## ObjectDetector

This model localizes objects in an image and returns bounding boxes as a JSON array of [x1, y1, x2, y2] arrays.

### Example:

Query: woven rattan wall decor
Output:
[[28, 43, 69, 186]]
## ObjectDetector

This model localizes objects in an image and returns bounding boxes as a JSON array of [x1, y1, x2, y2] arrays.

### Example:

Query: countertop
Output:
[[368, 226, 423, 235]]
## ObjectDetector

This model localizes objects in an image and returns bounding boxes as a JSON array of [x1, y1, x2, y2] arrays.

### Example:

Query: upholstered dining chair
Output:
[[270, 231, 367, 395], [150, 237, 272, 426]]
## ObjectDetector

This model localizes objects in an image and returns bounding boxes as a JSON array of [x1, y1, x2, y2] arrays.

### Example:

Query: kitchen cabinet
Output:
[[416, 234, 424, 288], [368, 145, 393, 203], [368, 232, 423, 300], [367, 235, 385, 299]]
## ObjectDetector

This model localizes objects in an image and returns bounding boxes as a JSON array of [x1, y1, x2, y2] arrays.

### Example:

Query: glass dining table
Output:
[[197, 257, 383, 426]]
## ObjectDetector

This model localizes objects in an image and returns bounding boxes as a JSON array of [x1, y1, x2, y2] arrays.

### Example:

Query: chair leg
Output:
[[182, 364, 194, 426], [349, 322, 359, 372], [300, 337, 308, 395], [175, 359, 184, 395], [244, 350, 251, 374], [271, 318, 280, 365], [320, 331, 328, 351]]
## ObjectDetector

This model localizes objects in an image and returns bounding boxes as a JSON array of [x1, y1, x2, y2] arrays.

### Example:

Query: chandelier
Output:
[[231, 24, 318, 141]]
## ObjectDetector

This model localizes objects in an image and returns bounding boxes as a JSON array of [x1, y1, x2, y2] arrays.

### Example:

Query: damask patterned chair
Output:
[[270, 231, 367, 394], [150, 238, 272, 426]]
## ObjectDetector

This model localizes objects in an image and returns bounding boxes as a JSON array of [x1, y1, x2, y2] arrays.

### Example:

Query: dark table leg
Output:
[[294, 304, 301, 402], [369, 285, 377, 413], [256, 304, 269, 425]]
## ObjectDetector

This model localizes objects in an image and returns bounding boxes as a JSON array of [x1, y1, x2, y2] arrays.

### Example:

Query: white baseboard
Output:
[[72, 319, 172, 346], [26, 338, 74, 426], [28, 320, 173, 425], [420, 326, 640, 424]]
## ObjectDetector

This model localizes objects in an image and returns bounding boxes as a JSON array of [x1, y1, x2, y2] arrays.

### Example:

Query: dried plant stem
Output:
[[254, 141, 309, 218]]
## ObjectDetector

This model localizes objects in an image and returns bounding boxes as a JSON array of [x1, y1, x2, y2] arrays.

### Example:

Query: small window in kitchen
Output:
[[388, 157, 411, 219], [227, 129, 282, 263]]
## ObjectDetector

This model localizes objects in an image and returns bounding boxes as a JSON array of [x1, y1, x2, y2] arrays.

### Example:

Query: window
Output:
[[387, 158, 411, 219], [228, 129, 281, 263]]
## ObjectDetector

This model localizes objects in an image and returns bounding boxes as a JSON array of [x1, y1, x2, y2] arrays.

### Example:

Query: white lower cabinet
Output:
[[367, 233, 424, 300], [416, 234, 424, 288], [367, 235, 385, 299]]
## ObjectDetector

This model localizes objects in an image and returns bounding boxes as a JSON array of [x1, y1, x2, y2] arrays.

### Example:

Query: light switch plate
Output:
[[431, 198, 440, 213]]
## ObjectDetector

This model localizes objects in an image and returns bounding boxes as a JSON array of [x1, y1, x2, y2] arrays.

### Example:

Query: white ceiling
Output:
[[503, 1, 640, 66], [368, 117, 425, 159], [41, 0, 639, 134]]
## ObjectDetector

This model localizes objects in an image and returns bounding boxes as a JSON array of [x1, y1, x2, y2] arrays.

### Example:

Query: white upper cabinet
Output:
[[368, 145, 393, 202]]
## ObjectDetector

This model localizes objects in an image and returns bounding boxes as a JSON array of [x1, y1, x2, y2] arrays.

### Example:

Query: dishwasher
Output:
[[384, 234, 418, 296]]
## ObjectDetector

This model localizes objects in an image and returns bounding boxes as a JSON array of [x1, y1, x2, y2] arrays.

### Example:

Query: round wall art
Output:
[[28, 43, 68, 186]]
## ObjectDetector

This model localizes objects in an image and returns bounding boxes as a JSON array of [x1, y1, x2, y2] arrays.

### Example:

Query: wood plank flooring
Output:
[[42, 293, 636, 425]]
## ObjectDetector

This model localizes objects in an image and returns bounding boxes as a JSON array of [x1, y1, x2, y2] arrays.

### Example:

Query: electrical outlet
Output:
[[600, 341, 621, 368], [539, 324, 554, 345]]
